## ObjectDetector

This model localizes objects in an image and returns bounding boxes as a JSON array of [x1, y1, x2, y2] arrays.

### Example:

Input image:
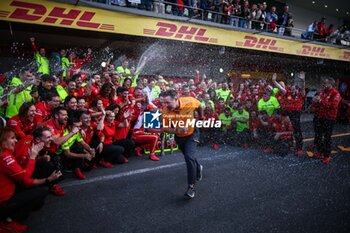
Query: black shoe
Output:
[[196, 164, 203, 181], [184, 186, 195, 199]]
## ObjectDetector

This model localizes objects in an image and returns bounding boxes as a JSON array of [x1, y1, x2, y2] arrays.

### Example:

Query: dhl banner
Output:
[[0, 0, 349, 62]]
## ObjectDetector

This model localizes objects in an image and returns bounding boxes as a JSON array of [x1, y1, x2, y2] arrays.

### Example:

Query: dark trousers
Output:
[[113, 139, 135, 157], [287, 111, 303, 150], [231, 129, 250, 146], [175, 131, 200, 186], [0, 186, 47, 221], [62, 143, 85, 170], [314, 117, 335, 157], [101, 144, 125, 164], [199, 128, 220, 145], [271, 138, 292, 156], [32, 157, 62, 185]]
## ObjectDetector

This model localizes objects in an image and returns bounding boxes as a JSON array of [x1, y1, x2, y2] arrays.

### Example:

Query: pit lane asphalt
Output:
[[24, 122, 350, 233]]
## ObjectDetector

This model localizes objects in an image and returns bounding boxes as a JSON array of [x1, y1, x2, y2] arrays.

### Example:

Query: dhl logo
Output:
[[235, 36, 284, 52], [0, 0, 114, 31], [339, 51, 350, 61], [297, 45, 329, 57], [143, 22, 218, 43]]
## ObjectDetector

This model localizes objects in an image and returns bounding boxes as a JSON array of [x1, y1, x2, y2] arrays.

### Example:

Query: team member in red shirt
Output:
[[309, 78, 341, 164], [86, 73, 102, 101], [131, 113, 160, 161], [79, 111, 105, 168], [0, 127, 61, 232], [200, 102, 220, 150], [98, 83, 117, 108], [99, 111, 126, 167], [259, 109, 293, 155], [70, 74, 87, 98], [34, 92, 61, 124], [273, 72, 306, 155], [215, 98, 226, 116], [8, 102, 37, 139]]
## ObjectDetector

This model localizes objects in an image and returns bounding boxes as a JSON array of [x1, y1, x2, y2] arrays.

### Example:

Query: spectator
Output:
[[278, 4, 293, 36], [249, 3, 259, 30], [228, 0, 241, 26], [301, 21, 317, 40], [239, 0, 250, 28], [265, 6, 278, 32], [314, 17, 327, 40]]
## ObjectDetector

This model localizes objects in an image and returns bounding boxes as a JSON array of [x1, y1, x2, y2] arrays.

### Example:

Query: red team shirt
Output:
[[8, 115, 37, 139], [0, 149, 36, 203]]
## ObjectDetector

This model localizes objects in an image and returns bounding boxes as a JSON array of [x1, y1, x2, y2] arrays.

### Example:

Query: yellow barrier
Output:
[[0, 0, 349, 62]]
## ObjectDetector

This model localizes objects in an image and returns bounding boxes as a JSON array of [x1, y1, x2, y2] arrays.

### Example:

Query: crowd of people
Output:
[[301, 17, 350, 46], [0, 37, 345, 232], [109, 0, 294, 36]]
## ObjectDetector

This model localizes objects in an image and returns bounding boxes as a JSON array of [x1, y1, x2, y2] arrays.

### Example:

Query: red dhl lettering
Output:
[[241, 36, 279, 50], [145, 22, 217, 43], [7, 0, 114, 30], [299, 45, 328, 57]]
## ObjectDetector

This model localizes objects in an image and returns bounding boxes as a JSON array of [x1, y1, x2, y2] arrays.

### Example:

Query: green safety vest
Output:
[[56, 85, 68, 103], [219, 113, 233, 127], [116, 66, 131, 84], [6, 77, 33, 118], [56, 129, 83, 155], [232, 110, 249, 133], [34, 52, 50, 75], [201, 100, 215, 110], [258, 96, 280, 116], [61, 56, 70, 78], [217, 89, 232, 101]]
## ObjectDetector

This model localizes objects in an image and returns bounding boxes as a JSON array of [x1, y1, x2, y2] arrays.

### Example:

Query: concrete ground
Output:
[[24, 122, 350, 233]]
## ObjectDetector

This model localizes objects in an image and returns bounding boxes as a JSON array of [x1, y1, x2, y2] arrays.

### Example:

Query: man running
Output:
[[161, 90, 204, 199]]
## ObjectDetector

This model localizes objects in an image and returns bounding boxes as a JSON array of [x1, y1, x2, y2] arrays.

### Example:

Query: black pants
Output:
[[113, 139, 135, 157], [175, 131, 201, 186], [314, 117, 335, 157], [101, 144, 125, 164], [0, 186, 47, 221], [62, 143, 85, 170], [231, 129, 250, 147], [271, 138, 292, 156], [199, 128, 220, 145], [287, 111, 303, 150], [32, 157, 62, 185]]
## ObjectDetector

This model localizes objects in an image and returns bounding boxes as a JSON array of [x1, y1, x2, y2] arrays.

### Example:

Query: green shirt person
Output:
[[232, 106, 249, 133], [6, 74, 33, 118], [258, 92, 280, 116], [219, 108, 234, 132], [217, 83, 232, 102], [30, 37, 50, 75], [60, 48, 70, 79], [116, 60, 131, 85]]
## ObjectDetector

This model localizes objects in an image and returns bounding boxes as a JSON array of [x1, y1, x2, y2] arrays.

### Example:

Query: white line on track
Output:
[[61, 149, 245, 188]]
